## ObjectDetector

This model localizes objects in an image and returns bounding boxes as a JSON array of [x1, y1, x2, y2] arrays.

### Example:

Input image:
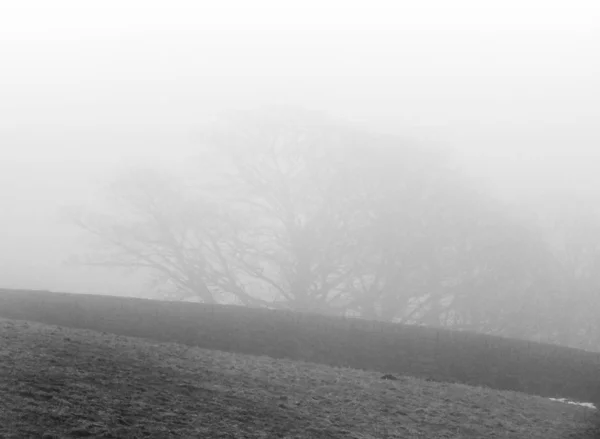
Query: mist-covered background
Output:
[[2, 1, 600, 347]]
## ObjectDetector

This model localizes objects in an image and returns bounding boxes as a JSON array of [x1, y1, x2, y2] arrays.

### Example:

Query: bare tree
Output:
[[200, 108, 373, 313], [69, 107, 571, 343], [532, 190, 600, 349], [200, 108, 483, 319], [328, 139, 566, 341], [67, 167, 265, 306]]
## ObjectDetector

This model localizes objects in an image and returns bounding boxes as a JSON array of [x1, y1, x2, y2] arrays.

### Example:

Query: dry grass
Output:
[[2, 288, 599, 406], [0, 317, 598, 438]]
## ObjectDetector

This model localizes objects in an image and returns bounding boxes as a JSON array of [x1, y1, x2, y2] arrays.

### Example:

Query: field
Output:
[[1, 289, 599, 406], [1, 317, 599, 438]]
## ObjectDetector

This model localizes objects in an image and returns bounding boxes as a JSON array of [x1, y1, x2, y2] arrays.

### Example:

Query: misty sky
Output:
[[1, 0, 599, 295]]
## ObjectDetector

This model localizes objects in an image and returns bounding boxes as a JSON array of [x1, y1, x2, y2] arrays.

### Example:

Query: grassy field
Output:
[[2, 288, 599, 406], [1, 317, 598, 438]]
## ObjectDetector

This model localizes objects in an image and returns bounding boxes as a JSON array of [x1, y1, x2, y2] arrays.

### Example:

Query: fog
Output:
[[1, 0, 599, 297]]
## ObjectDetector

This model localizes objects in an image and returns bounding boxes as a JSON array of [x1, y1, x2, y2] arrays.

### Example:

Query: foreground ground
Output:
[[0, 318, 598, 438]]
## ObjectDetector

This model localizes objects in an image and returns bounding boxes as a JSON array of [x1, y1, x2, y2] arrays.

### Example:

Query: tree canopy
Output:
[[69, 107, 596, 349]]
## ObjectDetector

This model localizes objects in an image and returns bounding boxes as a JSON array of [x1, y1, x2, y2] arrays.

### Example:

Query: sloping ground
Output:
[[2, 288, 599, 406], [0, 318, 598, 438]]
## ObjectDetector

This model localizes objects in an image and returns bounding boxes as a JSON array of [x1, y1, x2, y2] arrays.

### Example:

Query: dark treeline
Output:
[[66, 107, 600, 352]]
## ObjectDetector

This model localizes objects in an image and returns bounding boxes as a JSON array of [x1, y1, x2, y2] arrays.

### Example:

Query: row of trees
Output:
[[67, 108, 600, 351]]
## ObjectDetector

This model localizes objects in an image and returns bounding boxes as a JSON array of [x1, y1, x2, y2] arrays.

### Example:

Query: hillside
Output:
[[1, 288, 599, 406], [1, 317, 598, 438]]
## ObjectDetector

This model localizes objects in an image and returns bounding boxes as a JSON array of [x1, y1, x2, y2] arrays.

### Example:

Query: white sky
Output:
[[1, 0, 599, 294]]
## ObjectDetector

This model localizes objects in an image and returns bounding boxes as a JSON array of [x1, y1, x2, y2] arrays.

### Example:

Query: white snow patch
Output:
[[548, 398, 596, 409]]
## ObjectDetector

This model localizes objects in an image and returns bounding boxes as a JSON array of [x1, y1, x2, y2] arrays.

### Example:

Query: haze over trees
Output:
[[68, 108, 600, 352]]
